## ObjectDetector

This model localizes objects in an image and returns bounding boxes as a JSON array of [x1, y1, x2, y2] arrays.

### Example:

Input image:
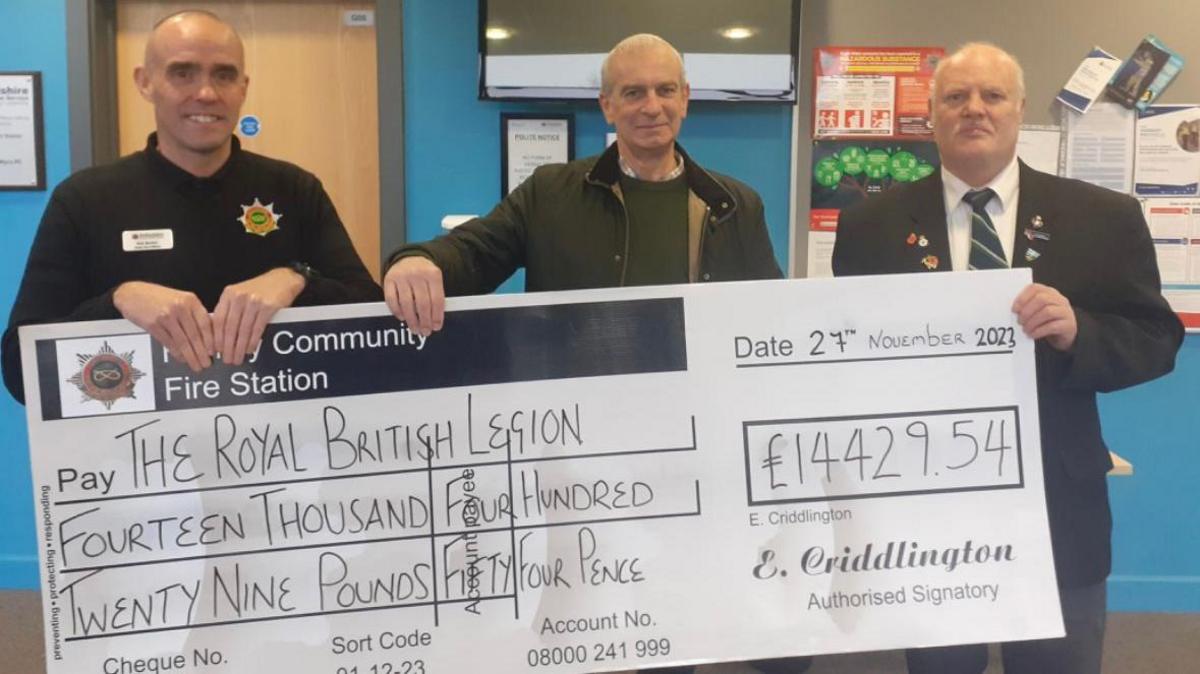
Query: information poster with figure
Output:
[[1106, 36, 1185, 111], [1134, 104, 1200, 196], [813, 47, 944, 139], [23, 272, 1063, 673]]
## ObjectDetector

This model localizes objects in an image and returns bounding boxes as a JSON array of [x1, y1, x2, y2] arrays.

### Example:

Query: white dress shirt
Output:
[[941, 155, 1021, 271]]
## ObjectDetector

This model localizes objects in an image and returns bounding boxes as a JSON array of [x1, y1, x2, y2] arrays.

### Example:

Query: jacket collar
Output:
[[1012, 160, 1057, 269], [586, 141, 738, 222], [907, 169, 952, 270]]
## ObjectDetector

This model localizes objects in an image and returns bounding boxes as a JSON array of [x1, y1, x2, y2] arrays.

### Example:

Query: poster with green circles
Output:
[[808, 140, 940, 278], [811, 140, 940, 211]]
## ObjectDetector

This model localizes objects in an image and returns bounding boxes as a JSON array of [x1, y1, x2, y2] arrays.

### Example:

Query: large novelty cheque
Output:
[[22, 269, 1061, 673]]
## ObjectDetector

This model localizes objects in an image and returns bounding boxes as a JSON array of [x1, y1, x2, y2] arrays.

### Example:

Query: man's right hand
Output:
[[113, 281, 214, 372], [383, 256, 445, 336]]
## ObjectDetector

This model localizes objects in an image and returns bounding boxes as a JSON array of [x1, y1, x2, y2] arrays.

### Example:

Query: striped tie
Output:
[[964, 188, 1008, 270]]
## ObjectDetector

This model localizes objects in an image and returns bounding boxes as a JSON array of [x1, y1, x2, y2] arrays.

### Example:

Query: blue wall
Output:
[[0, 0, 69, 589], [0, 0, 1196, 617], [1104, 336, 1200, 611]]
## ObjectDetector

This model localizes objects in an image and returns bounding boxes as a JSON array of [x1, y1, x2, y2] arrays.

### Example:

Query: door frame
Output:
[[65, 0, 407, 272]]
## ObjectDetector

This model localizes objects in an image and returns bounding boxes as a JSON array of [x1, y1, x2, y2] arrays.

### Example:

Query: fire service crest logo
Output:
[[238, 198, 282, 236], [65, 341, 145, 409]]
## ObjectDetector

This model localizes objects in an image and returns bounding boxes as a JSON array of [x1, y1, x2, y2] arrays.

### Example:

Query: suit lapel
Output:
[[905, 173, 952, 272], [901, 162, 1058, 274], [1013, 162, 1058, 272]]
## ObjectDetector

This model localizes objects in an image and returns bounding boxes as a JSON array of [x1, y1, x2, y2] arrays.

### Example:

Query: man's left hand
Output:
[[212, 267, 306, 365], [1012, 283, 1077, 352]]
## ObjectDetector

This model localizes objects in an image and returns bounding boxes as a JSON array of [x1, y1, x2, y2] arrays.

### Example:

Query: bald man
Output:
[[833, 43, 1182, 673], [2, 10, 380, 402]]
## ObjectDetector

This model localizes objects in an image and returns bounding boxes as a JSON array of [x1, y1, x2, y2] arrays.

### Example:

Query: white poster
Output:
[[1017, 125, 1063, 176], [1064, 102, 1135, 194], [805, 229, 836, 278], [22, 271, 1062, 673], [0, 73, 43, 189]]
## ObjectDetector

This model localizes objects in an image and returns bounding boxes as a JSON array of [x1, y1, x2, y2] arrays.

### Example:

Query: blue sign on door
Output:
[[239, 115, 261, 137]]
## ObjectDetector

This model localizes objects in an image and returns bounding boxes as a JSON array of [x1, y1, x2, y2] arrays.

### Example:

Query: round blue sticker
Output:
[[238, 115, 261, 137]]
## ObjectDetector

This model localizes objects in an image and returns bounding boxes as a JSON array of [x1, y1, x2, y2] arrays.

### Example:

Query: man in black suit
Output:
[[833, 43, 1183, 673]]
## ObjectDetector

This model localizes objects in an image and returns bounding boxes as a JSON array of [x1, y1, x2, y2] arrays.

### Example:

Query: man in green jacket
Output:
[[383, 33, 782, 336], [384, 33, 807, 674]]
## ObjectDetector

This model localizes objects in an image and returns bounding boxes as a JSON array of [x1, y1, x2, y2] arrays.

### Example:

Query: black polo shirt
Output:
[[2, 134, 380, 401]]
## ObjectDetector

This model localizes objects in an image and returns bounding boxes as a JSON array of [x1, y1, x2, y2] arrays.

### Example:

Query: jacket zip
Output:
[[619, 203, 631, 286], [606, 184, 632, 286], [592, 155, 734, 286]]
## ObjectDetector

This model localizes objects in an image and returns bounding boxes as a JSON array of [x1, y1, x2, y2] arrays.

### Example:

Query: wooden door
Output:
[[115, 0, 381, 279]]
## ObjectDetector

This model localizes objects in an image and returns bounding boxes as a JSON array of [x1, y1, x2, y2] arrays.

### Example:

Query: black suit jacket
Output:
[[833, 162, 1183, 587]]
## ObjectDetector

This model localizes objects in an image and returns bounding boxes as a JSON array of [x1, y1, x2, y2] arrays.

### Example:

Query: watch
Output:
[[288, 260, 318, 283]]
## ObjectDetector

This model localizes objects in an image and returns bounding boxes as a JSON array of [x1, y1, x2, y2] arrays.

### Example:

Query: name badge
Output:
[[122, 229, 174, 252]]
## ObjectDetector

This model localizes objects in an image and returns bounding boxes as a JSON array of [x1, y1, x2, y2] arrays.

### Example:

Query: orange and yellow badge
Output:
[[921, 254, 939, 270], [238, 198, 282, 236]]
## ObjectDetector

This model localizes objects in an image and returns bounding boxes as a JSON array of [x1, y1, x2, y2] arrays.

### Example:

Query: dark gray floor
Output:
[[3, 590, 1197, 673]]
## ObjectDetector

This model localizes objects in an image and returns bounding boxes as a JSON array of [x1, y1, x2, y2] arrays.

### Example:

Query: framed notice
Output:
[[501, 113, 573, 196], [0, 72, 46, 190], [813, 47, 944, 139]]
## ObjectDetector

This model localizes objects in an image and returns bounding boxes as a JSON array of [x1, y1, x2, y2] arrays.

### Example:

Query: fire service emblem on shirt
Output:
[[65, 341, 145, 409], [238, 198, 283, 236]]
